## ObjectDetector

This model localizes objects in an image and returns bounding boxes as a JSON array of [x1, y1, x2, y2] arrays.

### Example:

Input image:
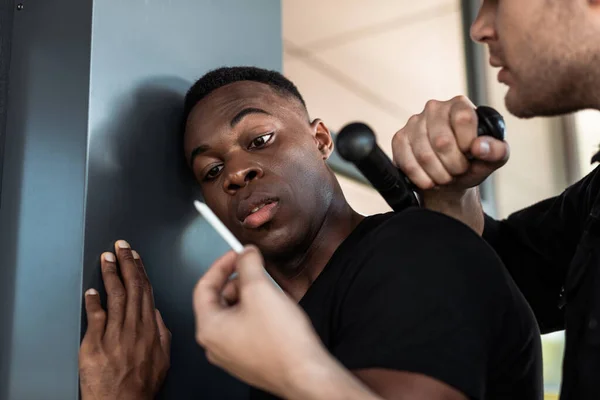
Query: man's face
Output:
[[471, 0, 600, 118], [184, 81, 335, 259]]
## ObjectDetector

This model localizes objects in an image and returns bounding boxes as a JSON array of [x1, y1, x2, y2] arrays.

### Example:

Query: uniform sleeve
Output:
[[483, 166, 600, 333], [332, 209, 514, 400]]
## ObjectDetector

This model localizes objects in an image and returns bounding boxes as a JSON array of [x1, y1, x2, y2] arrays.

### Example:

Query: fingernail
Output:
[[85, 288, 98, 296], [479, 141, 490, 155], [104, 252, 116, 262], [132, 250, 140, 259], [117, 240, 130, 249]]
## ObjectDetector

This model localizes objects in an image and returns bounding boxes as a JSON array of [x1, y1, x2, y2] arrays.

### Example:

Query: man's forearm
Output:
[[287, 355, 382, 400], [421, 187, 484, 235]]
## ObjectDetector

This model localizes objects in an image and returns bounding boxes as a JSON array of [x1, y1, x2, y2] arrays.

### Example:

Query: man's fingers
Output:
[[101, 252, 126, 335], [114, 240, 145, 329], [428, 104, 470, 177], [193, 250, 237, 319], [392, 128, 435, 190], [411, 116, 453, 186], [449, 97, 478, 152], [155, 309, 172, 359], [82, 288, 106, 344], [221, 277, 240, 306], [131, 250, 156, 322], [236, 246, 269, 286]]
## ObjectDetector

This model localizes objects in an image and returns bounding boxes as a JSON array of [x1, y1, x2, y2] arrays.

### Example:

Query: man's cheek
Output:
[[285, 146, 321, 173], [216, 207, 232, 228]]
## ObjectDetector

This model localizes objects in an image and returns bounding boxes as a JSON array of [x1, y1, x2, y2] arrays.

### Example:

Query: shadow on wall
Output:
[[81, 76, 247, 399]]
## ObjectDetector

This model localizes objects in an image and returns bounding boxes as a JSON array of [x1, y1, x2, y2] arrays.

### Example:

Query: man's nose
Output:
[[470, 1, 497, 44], [223, 165, 264, 194]]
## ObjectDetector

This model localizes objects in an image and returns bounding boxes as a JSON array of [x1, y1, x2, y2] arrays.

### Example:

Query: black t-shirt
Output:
[[483, 165, 600, 399], [251, 208, 543, 400]]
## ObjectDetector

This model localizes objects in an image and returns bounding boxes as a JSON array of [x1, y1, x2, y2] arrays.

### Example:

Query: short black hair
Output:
[[183, 66, 307, 127]]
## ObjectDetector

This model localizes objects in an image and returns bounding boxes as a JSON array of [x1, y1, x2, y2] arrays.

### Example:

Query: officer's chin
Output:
[[504, 89, 539, 120]]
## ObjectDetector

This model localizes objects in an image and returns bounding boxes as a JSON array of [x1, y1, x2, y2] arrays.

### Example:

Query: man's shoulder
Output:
[[346, 208, 508, 290], [329, 213, 542, 400], [364, 207, 489, 256]]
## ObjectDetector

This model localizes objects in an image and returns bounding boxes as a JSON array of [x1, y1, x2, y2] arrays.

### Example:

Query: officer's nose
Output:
[[470, 1, 498, 45]]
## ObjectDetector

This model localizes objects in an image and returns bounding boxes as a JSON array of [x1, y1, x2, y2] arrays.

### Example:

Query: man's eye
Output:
[[204, 164, 223, 180], [248, 132, 274, 149]]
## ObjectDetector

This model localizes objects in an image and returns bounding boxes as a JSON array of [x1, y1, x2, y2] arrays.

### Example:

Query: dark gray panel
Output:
[[0, 0, 14, 207], [82, 1, 282, 398], [0, 0, 15, 396], [0, 0, 93, 399]]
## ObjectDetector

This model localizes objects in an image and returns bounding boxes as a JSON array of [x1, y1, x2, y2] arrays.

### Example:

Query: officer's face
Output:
[[471, 0, 600, 118]]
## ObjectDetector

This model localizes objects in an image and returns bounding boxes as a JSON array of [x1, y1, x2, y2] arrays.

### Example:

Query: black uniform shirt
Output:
[[484, 165, 600, 400]]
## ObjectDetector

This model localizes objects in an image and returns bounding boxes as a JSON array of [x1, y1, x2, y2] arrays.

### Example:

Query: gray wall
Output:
[[0, 0, 94, 398], [0, 1, 282, 399]]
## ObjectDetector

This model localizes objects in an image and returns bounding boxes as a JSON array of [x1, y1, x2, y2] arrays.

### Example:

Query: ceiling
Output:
[[282, 0, 466, 156]]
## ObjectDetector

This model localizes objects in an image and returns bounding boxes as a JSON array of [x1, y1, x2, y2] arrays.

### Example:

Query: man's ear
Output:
[[310, 119, 334, 160]]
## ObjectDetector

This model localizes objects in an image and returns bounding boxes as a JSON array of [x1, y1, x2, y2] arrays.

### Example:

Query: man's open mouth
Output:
[[250, 201, 273, 214], [239, 198, 279, 229]]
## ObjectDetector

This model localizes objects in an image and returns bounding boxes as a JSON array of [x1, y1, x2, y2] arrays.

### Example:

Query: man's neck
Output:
[[265, 196, 364, 302]]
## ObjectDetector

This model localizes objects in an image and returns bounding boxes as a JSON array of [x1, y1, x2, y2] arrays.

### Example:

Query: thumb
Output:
[[471, 137, 510, 165], [193, 250, 238, 320], [236, 246, 269, 286]]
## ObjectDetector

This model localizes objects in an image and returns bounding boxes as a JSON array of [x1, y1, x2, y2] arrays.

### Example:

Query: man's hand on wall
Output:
[[79, 241, 171, 400]]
